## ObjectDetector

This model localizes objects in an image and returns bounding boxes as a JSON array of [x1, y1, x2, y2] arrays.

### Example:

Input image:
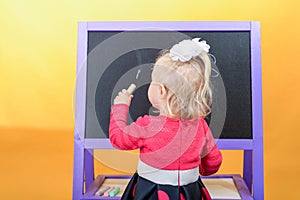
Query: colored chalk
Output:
[[95, 186, 110, 196], [103, 186, 115, 196], [109, 187, 120, 197]]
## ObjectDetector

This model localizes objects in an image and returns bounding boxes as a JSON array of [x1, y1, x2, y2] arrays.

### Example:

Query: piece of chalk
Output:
[[127, 84, 136, 94], [95, 186, 110, 196], [136, 69, 141, 79], [109, 187, 120, 197], [103, 187, 115, 196]]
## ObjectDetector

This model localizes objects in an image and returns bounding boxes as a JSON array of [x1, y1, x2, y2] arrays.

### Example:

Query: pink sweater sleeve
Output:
[[109, 104, 149, 150], [199, 121, 223, 176]]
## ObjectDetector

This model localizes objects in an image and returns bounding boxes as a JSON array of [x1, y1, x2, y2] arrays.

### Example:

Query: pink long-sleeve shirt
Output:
[[109, 104, 222, 176]]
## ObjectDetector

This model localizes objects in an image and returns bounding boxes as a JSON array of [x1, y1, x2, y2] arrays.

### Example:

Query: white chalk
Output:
[[136, 69, 141, 79], [127, 84, 136, 94]]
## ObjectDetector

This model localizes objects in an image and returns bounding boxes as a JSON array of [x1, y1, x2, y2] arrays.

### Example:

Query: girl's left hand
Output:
[[113, 89, 134, 106]]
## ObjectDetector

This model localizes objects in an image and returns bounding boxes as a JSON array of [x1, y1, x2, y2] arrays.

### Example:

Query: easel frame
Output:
[[73, 21, 263, 200]]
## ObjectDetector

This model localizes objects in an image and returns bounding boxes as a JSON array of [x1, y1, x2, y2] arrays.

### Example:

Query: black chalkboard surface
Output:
[[85, 31, 252, 139]]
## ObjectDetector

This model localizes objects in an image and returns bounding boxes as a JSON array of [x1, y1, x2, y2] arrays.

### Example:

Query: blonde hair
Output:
[[152, 51, 212, 119]]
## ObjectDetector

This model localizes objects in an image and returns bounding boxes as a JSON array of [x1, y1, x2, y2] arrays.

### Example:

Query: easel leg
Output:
[[253, 138, 264, 199], [84, 149, 95, 190], [243, 150, 253, 193], [73, 136, 85, 200]]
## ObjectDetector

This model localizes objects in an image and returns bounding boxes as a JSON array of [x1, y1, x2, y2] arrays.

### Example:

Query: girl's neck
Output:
[[154, 103, 179, 119], [158, 110, 180, 120]]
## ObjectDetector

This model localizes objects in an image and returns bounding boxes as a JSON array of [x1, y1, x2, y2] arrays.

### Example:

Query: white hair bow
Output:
[[170, 38, 210, 62]]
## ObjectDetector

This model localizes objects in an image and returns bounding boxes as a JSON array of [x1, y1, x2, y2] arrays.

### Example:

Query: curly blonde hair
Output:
[[152, 51, 212, 119]]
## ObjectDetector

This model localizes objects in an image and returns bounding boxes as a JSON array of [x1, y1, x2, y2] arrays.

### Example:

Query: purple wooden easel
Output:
[[73, 21, 264, 200]]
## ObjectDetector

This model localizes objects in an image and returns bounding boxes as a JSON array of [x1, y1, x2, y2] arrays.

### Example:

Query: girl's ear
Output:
[[160, 85, 167, 98]]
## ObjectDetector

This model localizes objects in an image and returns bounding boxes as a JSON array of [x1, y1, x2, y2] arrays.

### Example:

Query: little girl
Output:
[[109, 38, 222, 200]]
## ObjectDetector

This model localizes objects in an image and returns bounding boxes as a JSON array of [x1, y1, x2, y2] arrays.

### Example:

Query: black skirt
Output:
[[121, 172, 211, 200]]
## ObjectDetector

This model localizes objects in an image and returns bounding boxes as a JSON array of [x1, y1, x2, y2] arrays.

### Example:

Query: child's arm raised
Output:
[[109, 104, 148, 150], [109, 84, 151, 150]]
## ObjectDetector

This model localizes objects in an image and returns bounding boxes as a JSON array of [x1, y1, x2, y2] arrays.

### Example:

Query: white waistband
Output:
[[137, 159, 199, 186]]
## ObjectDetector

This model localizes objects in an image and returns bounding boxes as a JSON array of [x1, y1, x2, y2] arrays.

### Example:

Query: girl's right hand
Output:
[[113, 89, 133, 106]]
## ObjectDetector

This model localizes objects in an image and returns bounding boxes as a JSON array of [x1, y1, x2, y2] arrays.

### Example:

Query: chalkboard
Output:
[[85, 31, 252, 139]]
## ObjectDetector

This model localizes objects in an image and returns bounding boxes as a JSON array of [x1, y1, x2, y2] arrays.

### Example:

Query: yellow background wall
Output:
[[0, 0, 299, 199]]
